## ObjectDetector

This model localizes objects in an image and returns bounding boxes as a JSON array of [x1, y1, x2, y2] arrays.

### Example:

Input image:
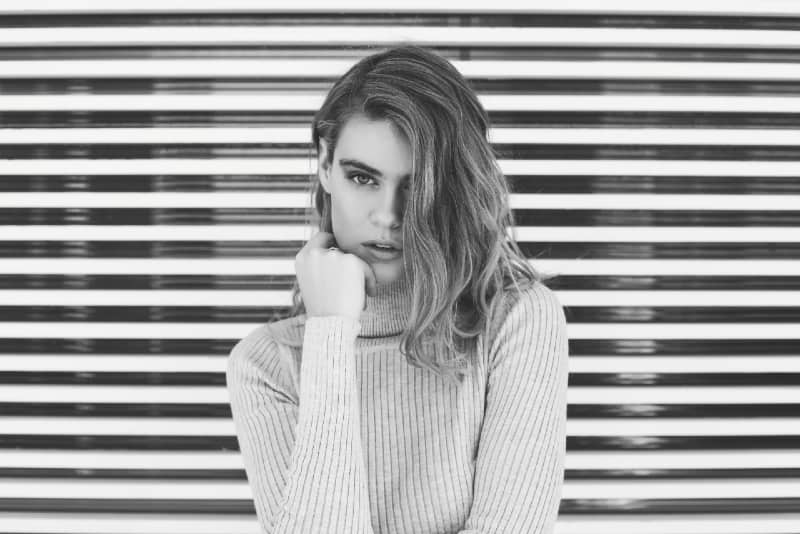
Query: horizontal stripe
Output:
[[3, 175, 800, 195], [7, 127, 800, 145], [0, 450, 241, 469], [0, 510, 796, 532], [0, 241, 797, 259], [3, 289, 799, 306], [1, 274, 795, 291], [4, 59, 800, 79], [2, 226, 799, 242], [2, 194, 800, 211], [2, 208, 799, 225], [2, 384, 800, 404], [0, 355, 226, 372], [2, 449, 797, 471], [5, 143, 800, 160], [4, 95, 800, 112], [3, 0, 800, 17], [3, 26, 800, 48], [1, 258, 798, 276], [0, 354, 800, 374], [0, 386, 228, 403], [2, 415, 800, 437], [3, 320, 800, 337], [4, 160, 799, 175]]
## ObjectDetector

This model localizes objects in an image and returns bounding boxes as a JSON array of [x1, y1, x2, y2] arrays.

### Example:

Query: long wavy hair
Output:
[[285, 45, 556, 385]]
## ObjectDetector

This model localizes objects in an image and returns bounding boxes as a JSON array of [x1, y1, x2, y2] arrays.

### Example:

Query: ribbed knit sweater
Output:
[[226, 275, 569, 534]]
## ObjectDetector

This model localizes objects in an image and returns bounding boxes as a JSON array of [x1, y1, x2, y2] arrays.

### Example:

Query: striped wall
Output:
[[1, 1, 799, 532]]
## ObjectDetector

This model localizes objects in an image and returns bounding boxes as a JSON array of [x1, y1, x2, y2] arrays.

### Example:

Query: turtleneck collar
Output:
[[358, 274, 412, 338]]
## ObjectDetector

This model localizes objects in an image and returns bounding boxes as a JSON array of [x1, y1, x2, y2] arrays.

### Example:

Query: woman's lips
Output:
[[363, 244, 402, 261]]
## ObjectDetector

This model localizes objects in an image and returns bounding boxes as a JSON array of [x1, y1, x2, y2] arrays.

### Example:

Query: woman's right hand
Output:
[[295, 231, 378, 321]]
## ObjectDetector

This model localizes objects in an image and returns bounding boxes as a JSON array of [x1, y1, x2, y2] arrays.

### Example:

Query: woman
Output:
[[226, 45, 569, 534]]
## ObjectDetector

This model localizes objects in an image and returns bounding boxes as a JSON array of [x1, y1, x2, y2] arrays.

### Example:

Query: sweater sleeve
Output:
[[226, 315, 375, 534], [459, 283, 570, 534]]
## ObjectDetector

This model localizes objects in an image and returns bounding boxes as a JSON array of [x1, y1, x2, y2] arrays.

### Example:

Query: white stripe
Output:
[[3, 26, 800, 48], [3, 59, 800, 80], [0, 449, 794, 471], [563, 480, 800, 499], [2, 94, 800, 112], [0, 450, 243, 469], [0, 515, 256, 534], [0, 478, 795, 500], [570, 356, 800, 373], [0, 258, 796, 276], [7, 417, 799, 437], [499, 161, 800, 176], [0, 226, 797, 242], [1, 386, 799, 409], [4, 159, 799, 176], [1, 322, 798, 339], [0, 355, 226, 372], [1, 192, 796, 211], [0, 418, 235, 436], [515, 227, 800, 241], [0, 127, 312, 143], [4, 0, 800, 16], [0, 385, 795, 405], [567, 450, 800, 470], [489, 128, 800, 145], [0, 289, 288, 306], [0, 514, 797, 534], [555, 290, 800, 306], [0, 479, 250, 500], [0, 385, 228, 403], [1, 354, 797, 374], [3, 289, 798, 307], [0, 259, 297, 275], [568, 419, 800, 436], [4, 127, 800, 145], [569, 387, 800, 404], [0, 193, 311, 207], [557, 515, 800, 534], [533, 259, 800, 276]]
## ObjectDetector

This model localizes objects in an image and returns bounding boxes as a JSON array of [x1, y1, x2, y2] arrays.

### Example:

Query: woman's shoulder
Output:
[[482, 279, 568, 369], [492, 279, 565, 330]]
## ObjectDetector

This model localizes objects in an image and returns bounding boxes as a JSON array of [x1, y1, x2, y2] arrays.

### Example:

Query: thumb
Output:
[[362, 262, 377, 303]]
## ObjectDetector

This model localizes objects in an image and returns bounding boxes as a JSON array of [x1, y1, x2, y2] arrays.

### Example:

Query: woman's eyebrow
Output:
[[339, 158, 411, 180]]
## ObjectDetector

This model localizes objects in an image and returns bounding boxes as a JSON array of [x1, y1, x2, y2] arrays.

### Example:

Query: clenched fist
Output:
[[295, 231, 378, 321]]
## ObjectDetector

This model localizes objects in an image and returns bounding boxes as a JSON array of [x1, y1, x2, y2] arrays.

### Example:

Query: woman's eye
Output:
[[349, 173, 375, 186]]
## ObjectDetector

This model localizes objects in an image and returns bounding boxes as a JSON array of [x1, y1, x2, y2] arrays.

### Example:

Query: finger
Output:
[[362, 261, 377, 298], [307, 230, 336, 251]]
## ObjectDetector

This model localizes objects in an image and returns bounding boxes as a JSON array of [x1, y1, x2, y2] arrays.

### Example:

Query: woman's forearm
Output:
[[273, 315, 374, 533]]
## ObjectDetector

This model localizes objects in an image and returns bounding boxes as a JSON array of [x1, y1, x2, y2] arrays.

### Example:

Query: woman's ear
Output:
[[317, 139, 331, 194]]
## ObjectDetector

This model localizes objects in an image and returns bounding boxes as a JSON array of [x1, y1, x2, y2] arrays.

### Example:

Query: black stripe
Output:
[[4, 79, 800, 95], [1, 274, 797, 291], [1, 305, 800, 324], [3, 110, 799, 127], [1, 175, 798, 195], [0, 241, 797, 258], [3, 143, 800, 160], [0, 401, 795, 418], [562, 497, 800, 514], [1, 13, 799, 30], [4, 46, 800, 63], [1, 208, 799, 226]]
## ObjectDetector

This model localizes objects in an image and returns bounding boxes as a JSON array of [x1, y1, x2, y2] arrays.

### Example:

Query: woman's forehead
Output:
[[336, 117, 412, 180]]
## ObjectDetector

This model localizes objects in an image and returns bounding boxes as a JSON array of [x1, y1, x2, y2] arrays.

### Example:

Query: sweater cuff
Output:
[[303, 315, 361, 349]]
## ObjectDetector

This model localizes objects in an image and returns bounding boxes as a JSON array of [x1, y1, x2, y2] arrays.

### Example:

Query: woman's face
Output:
[[318, 114, 411, 287]]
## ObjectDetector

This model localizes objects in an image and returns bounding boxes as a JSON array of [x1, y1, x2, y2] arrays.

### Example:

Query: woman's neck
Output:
[[357, 275, 412, 338]]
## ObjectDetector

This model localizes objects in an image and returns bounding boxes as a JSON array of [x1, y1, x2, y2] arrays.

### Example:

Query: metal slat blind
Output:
[[1, 1, 799, 532]]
